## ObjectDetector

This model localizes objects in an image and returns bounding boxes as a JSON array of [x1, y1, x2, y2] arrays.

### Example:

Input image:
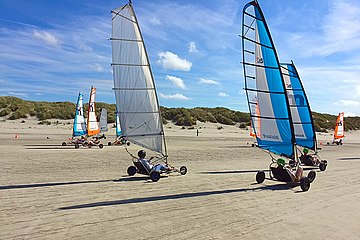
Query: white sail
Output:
[[99, 108, 108, 133], [111, 2, 165, 155], [87, 86, 100, 136]]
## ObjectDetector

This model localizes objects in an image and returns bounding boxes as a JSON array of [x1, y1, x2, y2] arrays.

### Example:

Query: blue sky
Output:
[[1, 0, 360, 116]]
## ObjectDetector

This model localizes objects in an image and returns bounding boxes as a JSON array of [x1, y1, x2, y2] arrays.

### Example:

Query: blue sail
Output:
[[115, 112, 122, 137], [242, 1, 295, 159], [73, 93, 87, 137], [281, 62, 316, 150]]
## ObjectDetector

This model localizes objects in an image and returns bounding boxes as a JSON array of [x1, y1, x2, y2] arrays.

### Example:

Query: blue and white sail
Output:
[[281, 62, 316, 150], [115, 112, 122, 137], [111, 1, 166, 155], [73, 93, 87, 137], [242, 0, 295, 159]]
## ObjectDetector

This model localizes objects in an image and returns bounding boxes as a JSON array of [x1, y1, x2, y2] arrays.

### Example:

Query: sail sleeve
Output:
[[242, 1, 295, 159], [281, 63, 316, 150], [111, 3, 165, 154], [73, 93, 87, 137]]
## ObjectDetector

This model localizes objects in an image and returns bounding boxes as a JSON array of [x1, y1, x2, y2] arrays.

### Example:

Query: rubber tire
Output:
[[75, 144, 79, 149], [251, 143, 255, 147], [307, 170, 316, 183], [62, 142, 66, 146], [127, 166, 137, 176], [300, 177, 310, 192], [150, 171, 161, 182], [108, 142, 112, 146], [180, 166, 187, 175], [319, 162, 326, 171], [126, 141, 131, 146], [256, 171, 265, 184], [99, 144, 104, 149]]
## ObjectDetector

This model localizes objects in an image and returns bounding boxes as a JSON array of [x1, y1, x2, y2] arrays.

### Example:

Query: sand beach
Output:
[[1, 119, 360, 239]]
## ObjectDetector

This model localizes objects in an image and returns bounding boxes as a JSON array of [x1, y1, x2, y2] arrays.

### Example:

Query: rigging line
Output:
[[242, 36, 273, 49], [243, 18, 256, 36], [245, 87, 285, 94], [242, 61, 278, 69], [111, 7, 135, 23], [249, 114, 290, 120]]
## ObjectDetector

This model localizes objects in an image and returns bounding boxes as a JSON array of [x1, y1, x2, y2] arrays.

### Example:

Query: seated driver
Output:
[[300, 148, 321, 165], [137, 150, 172, 172], [277, 158, 303, 182]]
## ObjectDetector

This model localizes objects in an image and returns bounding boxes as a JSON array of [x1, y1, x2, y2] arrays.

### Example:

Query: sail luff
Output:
[[242, 1, 295, 159]]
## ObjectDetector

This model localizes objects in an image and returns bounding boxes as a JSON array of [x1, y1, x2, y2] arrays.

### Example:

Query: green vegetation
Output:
[[1, 96, 359, 131]]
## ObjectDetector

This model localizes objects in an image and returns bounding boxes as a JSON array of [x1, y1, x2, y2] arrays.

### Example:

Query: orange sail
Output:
[[87, 86, 100, 136], [334, 112, 345, 139]]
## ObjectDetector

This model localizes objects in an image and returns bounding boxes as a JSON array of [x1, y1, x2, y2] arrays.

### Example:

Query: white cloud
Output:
[[199, 78, 220, 85], [33, 30, 60, 47], [88, 63, 106, 73], [189, 41, 198, 53], [218, 92, 229, 97], [157, 51, 192, 71], [159, 93, 191, 100], [150, 17, 161, 25], [166, 75, 185, 89], [335, 100, 360, 107], [8, 91, 28, 98]]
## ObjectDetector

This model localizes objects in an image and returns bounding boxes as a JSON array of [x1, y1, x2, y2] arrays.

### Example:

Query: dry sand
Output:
[[1, 119, 360, 239]]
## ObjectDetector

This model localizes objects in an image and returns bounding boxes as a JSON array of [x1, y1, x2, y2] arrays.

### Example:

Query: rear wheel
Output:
[[126, 141, 131, 146], [108, 142, 112, 146], [99, 144, 104, 149], [256, 171, 265, 184], [319, 162, 326, 171], [62, 142, 66, 146], [307, 170, 316, 183], [75, 144, 79, 149], [127, 166, 137, 176], [150, 171, 161, 182], [300, 177, 310, 191], [180, 166, 187, 175]]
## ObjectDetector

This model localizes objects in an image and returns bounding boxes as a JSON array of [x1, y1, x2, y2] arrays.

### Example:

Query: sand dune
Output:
[[1, 119, 360, 239]]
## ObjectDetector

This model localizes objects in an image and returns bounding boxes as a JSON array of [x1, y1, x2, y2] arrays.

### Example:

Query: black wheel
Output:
[[99, 144, 104, 149], [327, 142, 330, 145], [127, 166, 137, 176], [179, 166, 187, 175], [150, 171, 161, 182], [126, 141, 130, 146], [307, 170, 316, 183], [108, 142, 112, 146], [62, 142, 66, 146], [256, 171, 265, 184], [251, 143, 255, 147], [319, 162, 326, 171], [75, 144, 79, 149], [300, 177, 310, 192]]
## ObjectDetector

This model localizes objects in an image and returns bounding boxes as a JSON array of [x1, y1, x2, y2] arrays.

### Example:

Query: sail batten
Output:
[[242, 1, 295, 159], [111, 2, 165, 155]]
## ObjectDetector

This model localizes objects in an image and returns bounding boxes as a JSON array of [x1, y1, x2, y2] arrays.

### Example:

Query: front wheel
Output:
[[62, 142, 66, 146], [300, 177, 310, 192], [150, 171, 161, 182], [179, 166, 187, 175], [75, 144, 79, 149], [319, 162, 326, 171], [127, 166, 137, 176], [99, 144, 104, 149], [108, 142, 112, 146], [307, 170, 316, 183], [256, 171, 265, 184]]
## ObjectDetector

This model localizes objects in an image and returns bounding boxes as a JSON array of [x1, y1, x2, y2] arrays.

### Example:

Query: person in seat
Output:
[[137, 150, 172, 172], [277, 158, 303, 182], [300, 148, 320, 165]]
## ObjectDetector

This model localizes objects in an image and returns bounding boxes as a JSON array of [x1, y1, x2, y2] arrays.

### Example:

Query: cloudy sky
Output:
[[1, 0, 360, 116]]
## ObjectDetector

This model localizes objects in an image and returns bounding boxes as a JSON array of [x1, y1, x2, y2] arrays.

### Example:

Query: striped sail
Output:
[[115, 112, 122, 137], [242, 0, 295, 159], [73, 93, 87, 137], [111, 2, 166, 155], [99, 108, 108, 133], [87, 86, 100, 136], [334, 112, 345, 139], [281, 62, 316, 150]]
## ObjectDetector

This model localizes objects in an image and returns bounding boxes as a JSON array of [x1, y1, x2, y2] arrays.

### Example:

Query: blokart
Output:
[[299, 149, 327, 171], [126, 150, 187, 182], [108, 136, 130, 146], [256, 158, 316, 192]]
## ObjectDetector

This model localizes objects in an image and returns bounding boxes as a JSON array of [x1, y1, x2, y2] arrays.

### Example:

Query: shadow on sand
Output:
[[337, 157, 360, 161], [0, 179, 114, 190], [201, 169, 269, 175], [58, 183, 297, 211]]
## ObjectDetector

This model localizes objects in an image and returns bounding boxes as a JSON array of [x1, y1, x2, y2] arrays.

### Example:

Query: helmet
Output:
[[303, 148, 309, 154], [138, 150, 146, 158], [277, 158, 286, 167]]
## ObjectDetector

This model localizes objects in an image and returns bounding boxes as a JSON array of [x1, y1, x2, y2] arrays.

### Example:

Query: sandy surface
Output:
[[1, 119, 360, 239]]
